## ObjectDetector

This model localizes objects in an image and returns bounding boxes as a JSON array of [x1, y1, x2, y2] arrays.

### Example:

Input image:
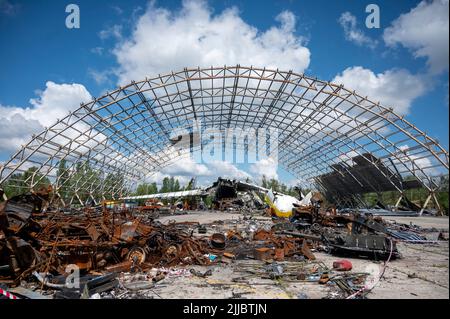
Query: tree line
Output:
[[1, 160, 125, 204], [103, 175, 304, 198], [2, 164, 447, 214], [134, 177, 183, 196]]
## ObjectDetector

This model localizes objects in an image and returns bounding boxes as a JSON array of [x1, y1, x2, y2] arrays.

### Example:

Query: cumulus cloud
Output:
[[140, 144, 252, 186], [250, 157, 278, 181], [383, 0, 449, 74], [144, 157, 251, 187], [161, 156, 211, 176], [0, 112, 42, 153], [0, 81, 92, 154], [206, 161, 251, 181], [396, 144, 436, 176], [112, 0, 310, 84], [332, 66, 427, 115], [338, 12, 378, 49], [23, 82, 91, 127], [285, 179, 297, 187], [162, 157, 251, 184]]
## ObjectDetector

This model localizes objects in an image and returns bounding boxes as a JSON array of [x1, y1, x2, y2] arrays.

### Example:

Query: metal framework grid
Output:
[[0, 66, 448, 207]]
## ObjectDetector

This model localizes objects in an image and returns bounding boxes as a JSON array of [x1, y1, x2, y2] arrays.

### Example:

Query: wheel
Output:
[[126, 246, 146, 264]]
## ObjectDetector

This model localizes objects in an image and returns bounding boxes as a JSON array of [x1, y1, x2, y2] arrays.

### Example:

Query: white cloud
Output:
[[0, 112, 42, 153], [28, 82, 91, 127], [112, 0, 310, 84], [332, 66, 427, 115], [285, 178, 301, 188], [143, 158, 251, 188], [140, 145, 252, 187], [338, 150, 359, 166], [206, 161, 251, 181], [163, 158, 250, 184], [89, 69, 108, 84], [161, 156, 211, 176], [338, 12, 378, 49], [88, 68, 114, 85], [396, 144, 436, 176], [250, 157, 278, 181], [0, 81, 92, 154], [384, 0, 449, 74], [99, 24, 123, 41]]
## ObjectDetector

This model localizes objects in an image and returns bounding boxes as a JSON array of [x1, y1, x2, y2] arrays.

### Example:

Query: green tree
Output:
[[64, 161, 102, 203], [439, 175, 449, 191], [56, 159, 70, 199], [169, 177, 175, 191], [2, 167, 50, 198], [174, 179, 180, 192], [160, 177, 171, 193], [136, 183, 150, 196], [261, 175, 268, 189], [149, 182, 158, 194], [103, 171, 125, 200], [268, 178, 280, 192]]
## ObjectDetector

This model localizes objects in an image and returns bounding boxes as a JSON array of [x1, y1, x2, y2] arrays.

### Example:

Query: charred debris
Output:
[[0, 179, 447, 299]]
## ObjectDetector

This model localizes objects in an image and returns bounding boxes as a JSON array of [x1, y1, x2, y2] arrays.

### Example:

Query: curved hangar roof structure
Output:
[[0, 66, 448, 207]]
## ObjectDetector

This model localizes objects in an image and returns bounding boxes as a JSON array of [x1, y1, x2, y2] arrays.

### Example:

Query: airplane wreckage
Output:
[[121, 177, 313, 218]]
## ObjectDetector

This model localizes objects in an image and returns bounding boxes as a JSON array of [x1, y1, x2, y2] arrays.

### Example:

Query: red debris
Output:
[[333, 260, 353, 271]]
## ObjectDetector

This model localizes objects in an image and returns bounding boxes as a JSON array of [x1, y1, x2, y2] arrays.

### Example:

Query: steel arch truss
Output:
[[0, 66, 448, 207]]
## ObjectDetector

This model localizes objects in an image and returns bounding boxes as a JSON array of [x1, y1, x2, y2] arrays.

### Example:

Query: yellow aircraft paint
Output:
[[264, 193, 294, 218]]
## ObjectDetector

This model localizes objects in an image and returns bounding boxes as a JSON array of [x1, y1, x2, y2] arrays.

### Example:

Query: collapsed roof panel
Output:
[[315, 153, 424, 199]]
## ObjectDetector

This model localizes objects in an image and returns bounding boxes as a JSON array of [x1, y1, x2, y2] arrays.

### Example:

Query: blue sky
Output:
[[0, 0, 448, 186]]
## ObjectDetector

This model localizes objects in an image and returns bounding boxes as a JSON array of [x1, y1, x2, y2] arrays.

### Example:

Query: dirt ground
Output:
[[146, 211, 449, 299]]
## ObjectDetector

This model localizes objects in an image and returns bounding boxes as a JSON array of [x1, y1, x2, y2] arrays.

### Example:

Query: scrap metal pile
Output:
[[0, 188, 446, 299], [272, 202, 439, 259], [0, 190, 318, 297], [0, 190, 216, 287]]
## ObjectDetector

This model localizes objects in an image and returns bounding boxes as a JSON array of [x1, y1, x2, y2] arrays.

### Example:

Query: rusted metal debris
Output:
[[284, 203, 439, 258], [0, 191, 214, 286], [1, 188, 444, 299], [0, 190, 317, 289]]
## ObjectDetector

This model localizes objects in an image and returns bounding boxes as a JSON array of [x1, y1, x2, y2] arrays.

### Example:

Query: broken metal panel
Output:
[[329, 234, 400, 259], [315, 153, 423, 199]]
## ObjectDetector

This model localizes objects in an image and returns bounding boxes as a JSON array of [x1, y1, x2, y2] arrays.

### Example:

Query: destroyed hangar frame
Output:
[[0, 66, 448, 212]]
